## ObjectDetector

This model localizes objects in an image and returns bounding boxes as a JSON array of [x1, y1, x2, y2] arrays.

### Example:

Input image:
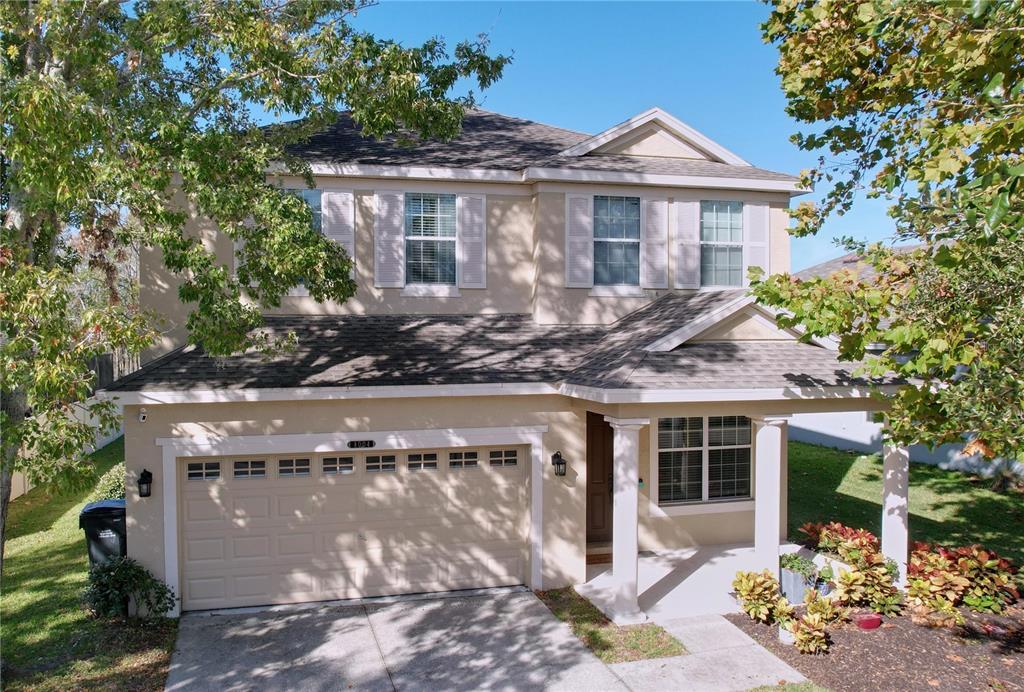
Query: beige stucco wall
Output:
[[125, 393, 883, 599], [140, 177, 795, 355], [594, 123, 708, 159], [692, 309, 795, 342], [530, 184, 794, 324]]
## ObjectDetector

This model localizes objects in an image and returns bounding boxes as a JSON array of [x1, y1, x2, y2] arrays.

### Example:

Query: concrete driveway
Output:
[[164, 589, 626, 691]]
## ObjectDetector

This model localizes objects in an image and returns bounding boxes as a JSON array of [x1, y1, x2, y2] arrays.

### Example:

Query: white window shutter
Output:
[[565, 194, 593, 288], [743, 202, 770, 285], [641, 197, 669, 289], [457, 194, 486, 289], [674, 200, 701, 289], [373, 191, 405, 288], [322, 190, 355, 266]]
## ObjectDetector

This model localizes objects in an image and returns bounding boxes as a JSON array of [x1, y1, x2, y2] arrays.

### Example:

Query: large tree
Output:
[[754, 0, 1024, 463], [0, 0, 508, 570]]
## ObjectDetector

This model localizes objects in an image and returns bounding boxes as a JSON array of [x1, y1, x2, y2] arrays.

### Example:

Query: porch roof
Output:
[[104, 292, 882, 395]]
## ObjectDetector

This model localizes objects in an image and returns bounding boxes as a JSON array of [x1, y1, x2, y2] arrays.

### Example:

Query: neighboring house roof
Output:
[[106, 293, 874, 395], [280, 109, 799, 185], [794, 244, 924, 282]]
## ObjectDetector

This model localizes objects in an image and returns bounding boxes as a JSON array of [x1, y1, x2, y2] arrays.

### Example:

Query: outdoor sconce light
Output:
[[551, 451, 567, 477], [138, 469, 153, 498]]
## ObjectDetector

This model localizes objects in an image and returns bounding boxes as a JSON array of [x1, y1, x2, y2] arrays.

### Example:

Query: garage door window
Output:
[[408, 452, 438, 471], [366, 455, 396, 473], [322, 456, 354, 475], [448, 450, 479, 469], [186, 461, 220, 481], [234, 460, 266, 479], [489, 449, 518, 467], [278, 458, 311, 477]]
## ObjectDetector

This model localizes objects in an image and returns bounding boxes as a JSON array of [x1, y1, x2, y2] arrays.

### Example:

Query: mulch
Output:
[[726, 607, 1024, 692]]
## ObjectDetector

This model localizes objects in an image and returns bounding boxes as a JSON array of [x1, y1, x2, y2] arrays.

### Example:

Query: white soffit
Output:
[[559, 107, 751, 166]]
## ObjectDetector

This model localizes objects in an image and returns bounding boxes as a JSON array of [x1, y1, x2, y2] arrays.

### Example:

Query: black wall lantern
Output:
[[551, 451, 567, 477], [138, 469, 153, 498]]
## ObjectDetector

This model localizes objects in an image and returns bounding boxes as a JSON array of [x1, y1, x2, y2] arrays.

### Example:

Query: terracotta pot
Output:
[[853, 612, 882, 630]]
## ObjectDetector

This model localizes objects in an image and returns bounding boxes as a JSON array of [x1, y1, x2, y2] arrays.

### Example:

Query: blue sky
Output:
[[345, 1, 895, 270]]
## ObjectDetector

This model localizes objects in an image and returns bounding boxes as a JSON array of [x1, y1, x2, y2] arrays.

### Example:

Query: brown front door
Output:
[[586, 411, 614, 544]]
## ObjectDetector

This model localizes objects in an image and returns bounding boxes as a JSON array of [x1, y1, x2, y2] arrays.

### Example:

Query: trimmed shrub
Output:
[[83, 557, 176, 618], [88, 462, 126, 502], [790, 612, 830, 654], [732, 570, 792, 625], [908, 542, 1018, 616]]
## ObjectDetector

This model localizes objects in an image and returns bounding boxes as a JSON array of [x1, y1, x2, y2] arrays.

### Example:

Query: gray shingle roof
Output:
[[281, 109, 797, 181], [794, 244, 924, 281], [529, 155, 799, 182], [284, 110, 588, 170], [107, 292, 875, 394]]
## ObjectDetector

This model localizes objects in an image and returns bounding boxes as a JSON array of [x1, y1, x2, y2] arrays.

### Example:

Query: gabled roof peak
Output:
[[559, 107, 751, 166]]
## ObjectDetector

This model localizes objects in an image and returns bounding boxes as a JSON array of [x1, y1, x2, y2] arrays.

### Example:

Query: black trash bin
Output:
[[79, 499, 127, 568]]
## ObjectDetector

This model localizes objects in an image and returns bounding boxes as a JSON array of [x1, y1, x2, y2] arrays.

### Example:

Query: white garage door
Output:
[[179, 445, 528, 611]]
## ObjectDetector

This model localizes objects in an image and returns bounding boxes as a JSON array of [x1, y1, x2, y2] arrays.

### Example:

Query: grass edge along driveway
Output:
[[0, 437, 178, 691]]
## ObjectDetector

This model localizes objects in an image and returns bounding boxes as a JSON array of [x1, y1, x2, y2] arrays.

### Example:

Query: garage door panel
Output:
[[278, 533, 315, 557], [179, 447, 529, 611], [185, 537, 225, 563]]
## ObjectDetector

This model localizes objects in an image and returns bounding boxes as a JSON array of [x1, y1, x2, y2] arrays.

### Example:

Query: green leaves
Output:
[[0, 0, 509, 495], [759, 1, 1024, 462]]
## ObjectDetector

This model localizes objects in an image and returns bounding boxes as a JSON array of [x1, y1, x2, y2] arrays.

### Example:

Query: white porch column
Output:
[[604, 416, 649, 625], [752, 415, 789, 572], [881, 442, 910, 586]]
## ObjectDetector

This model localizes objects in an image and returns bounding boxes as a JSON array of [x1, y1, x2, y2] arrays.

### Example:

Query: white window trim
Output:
[[588, 285, 647, 298], [593, 194, 642, 288], [401, 284, 461, 298], [648, 416, 756, 517], [699, 200, 745, 289], [403, 191, 458, 288]]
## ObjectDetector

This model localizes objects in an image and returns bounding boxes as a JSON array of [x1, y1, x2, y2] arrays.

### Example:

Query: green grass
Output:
[[0, 437, 178, 691], [788, 441, 1024, 564], [537, 587, 685, 663]]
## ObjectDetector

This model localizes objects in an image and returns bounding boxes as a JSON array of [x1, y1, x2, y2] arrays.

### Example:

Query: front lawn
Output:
[[536, 587, 685, 663], [0, 437, 178, 690], [788, 441, 1024, 564]]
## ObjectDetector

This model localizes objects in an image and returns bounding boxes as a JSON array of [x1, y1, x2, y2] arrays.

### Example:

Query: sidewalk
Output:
[[607, 614, 807, 691]]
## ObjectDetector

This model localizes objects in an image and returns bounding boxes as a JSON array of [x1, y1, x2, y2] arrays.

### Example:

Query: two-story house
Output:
[[106, 108, 906, 622]]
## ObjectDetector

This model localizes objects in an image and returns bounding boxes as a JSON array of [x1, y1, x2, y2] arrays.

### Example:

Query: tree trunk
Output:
[[0, 467, 12, 576], [0, 391, 27, 575]]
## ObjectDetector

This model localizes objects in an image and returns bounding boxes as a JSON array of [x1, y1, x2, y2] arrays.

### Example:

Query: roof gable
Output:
[[560, 107, 750, 166]]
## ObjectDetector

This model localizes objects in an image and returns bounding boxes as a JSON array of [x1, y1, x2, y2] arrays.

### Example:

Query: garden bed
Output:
[[727, 607, 1024, 691]]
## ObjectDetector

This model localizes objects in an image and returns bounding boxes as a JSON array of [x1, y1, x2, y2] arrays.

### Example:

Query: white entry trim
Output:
[[157, 424, 548, 617]]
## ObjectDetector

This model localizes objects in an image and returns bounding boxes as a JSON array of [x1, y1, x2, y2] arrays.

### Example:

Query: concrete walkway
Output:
[[165, 589, 626, 691], [165, 589, 804, 691], [609, 614, 807, 692]]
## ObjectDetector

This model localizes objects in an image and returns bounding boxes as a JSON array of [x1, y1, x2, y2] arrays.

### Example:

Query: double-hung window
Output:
[[593, 196, 641, 286], [287, 189, 323, 233], [657, 416, 752, 504], [700, 201, 743, 287], [405, 193, 456, 284]]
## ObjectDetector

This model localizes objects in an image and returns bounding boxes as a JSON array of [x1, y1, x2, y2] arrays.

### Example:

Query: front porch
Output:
[[585, 414, 910, 625], [578, 543, 815, 622]]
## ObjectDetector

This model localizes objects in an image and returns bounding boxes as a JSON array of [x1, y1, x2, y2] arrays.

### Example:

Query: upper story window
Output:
[[405, 193, 457, 285], [700, 201, 743, 287], [286, 188, 323, 232], [593, 196, 641, 286]]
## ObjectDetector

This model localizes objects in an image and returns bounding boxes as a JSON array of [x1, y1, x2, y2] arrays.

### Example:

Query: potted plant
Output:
[[779, 553, 816, 603], [816, 562, 835, 596]]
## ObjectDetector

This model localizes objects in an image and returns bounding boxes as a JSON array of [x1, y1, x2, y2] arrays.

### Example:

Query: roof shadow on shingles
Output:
[[106, 314, 607, 392], [283, 110, 590, 170]]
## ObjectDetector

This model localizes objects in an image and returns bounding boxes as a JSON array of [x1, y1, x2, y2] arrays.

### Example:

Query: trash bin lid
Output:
[[80, 499, 126, 517]]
